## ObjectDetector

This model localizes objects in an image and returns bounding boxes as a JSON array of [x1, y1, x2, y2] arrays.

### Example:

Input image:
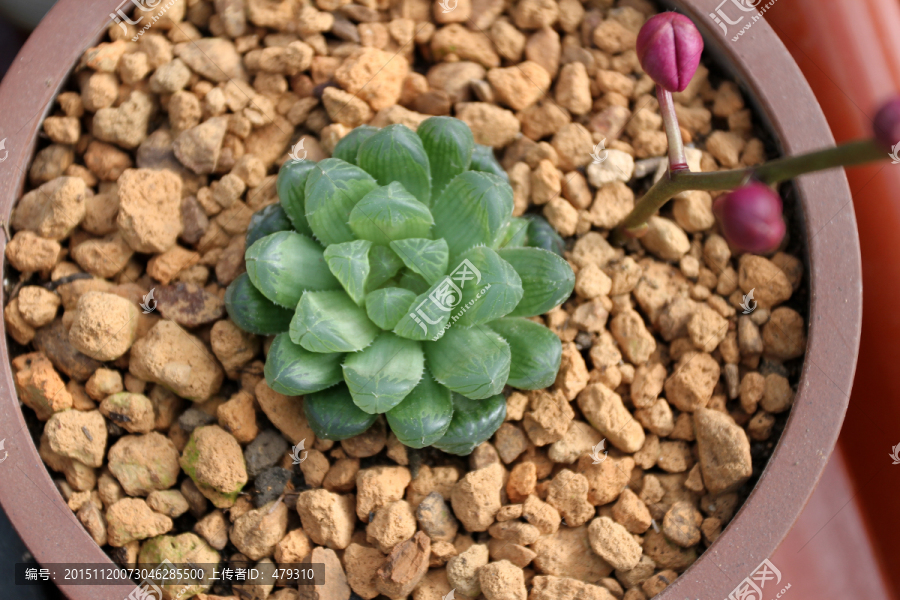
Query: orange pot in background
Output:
[[765, 0, 900, 595]]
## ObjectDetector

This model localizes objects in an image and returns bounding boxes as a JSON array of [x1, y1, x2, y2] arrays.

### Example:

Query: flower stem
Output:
[[612, 138, 886, 243], [658, 85, 688, 171]]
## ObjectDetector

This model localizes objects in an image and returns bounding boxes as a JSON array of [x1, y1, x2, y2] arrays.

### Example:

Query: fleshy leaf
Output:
[[398, 270, 430, 295], [524, 214, 566, 256], [348, 182, 434, 245], [430, 171, 514, 261], [324, 239, 373, 306], [496, 216, 530, 249], [425, 325, 511, 399], [499, 247, 575, 317], [277, 159, 316, 237], [432, 393, 506, 456], [304, 383, 378, 441], [366, 287, 418, 330], [247, 203, 293, 248], [342, 332, 424, 414], [305, 158, 378, 245], [386, 372, 454, 448], [366, 245, 404, 292], [264, 332, 344, 395], [246, 231, 340, 308], [357, 124, 432, 206], [393, 280, 452, 341], [449, 246, 523, 327], [487, 317, 563, 389], [417, 116, 474, 196], [290, 290, 379, 353], [468, 144, 508, 180], [332, 124, 378, 164], [390, 238, 449, 285], [224, 273, 293, 335]]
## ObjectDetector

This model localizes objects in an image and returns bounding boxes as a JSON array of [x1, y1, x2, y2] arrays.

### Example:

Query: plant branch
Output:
[[657, 85, 687, 170], [613, 138, 887, 243]]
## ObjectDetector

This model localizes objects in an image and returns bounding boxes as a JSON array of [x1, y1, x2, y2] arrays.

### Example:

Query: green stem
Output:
[[657, 85, 688, 170], [613, 138, 885, 242]]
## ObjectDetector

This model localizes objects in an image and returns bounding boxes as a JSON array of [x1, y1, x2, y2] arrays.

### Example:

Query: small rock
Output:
[[194, 509, 229, 550], [576, 454, 633, 506], [738, 255, 792, 308], [611, 489, 651, 534], [92, 91, 154, 149], [230, 500, 289, 560], [255, 380, 316, 445], [357, 465, 412, 521], [180, 425, 248, 507], [130, 320, 224, 401], [254, 467, 292, 507], [522, 493, 561, 535], [367, 500, 418, 553], [12, 176, 86, 241], [523, 389, 575, 446], [577, 384, 645, 453], [376, 531, 431, 598], [146, 489, 190, 518], [304, 547, 352, 600], [641, 529, 697, 571], [664, 352, 720, 412], [546, 469, 595, 526], [487, 62, 550, 111], [762, 307, 806, 360], [137, 532, 219, 598], [67, 291, 140, 362], [451, 462, 504, 532], [640, 216, 690, 262], [12, 352, 73, 420], [344, 543, 385, 599], [296, 489, 356, 549], [446, 542, 489, 597], [661, 501, 701, 547], [106, 498, 173, 547], [532, 525, 612, 581], [530, 576, 616, 600], [342, 417, 387, 458], [480, 560, 526, 600], [693, 408, 752, 494], [99, 392, 155, 433], [117, 168, 184, 253], [84, 368, 123, 400], [416, 492, 459, 542], [5, 231, 61, 273], [218, 390, 259, 444], [335, 47, 409, 111], [588, 516, 642, 571], [245, 430, 290, 479], [275, 527, 312, 564], [45, 409, 107, 467], [173, 117, 229, 175], [586, 150, 634, 187], [108, 432, 181, 496], [175, 38, 245, 82], [456, 102, 520, 147]]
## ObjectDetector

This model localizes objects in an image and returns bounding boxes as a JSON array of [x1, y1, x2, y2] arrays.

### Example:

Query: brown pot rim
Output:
[[0, 1, 862, 598]]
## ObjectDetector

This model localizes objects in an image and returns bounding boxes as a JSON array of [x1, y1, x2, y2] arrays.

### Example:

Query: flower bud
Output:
[[873, 96, 900, 150], [712, 183, 786, 254], [636, 13, 704, 93]]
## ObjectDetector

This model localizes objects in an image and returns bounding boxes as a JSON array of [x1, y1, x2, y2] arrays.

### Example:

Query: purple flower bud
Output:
[[712, 183, 786, 254], [636, 13, 704, 93], [873, 96, 900, 150]]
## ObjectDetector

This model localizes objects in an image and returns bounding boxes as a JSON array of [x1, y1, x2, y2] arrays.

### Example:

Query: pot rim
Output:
[[0, 1, 862, 599]]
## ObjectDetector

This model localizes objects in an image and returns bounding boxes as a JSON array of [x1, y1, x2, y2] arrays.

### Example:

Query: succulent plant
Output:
[[226, 117, 574, 455]]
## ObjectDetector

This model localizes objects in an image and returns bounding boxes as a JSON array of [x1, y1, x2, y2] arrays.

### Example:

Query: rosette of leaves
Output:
[[226, 117, 574, 455]]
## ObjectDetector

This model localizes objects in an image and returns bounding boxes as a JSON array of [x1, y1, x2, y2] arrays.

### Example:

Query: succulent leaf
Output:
[[277, 159, 317, 237], [305, 158, 379, 245], [357, 124, 432, 206], [431, 171, 514, 261], [386, 371, 454, 448], [304, 383, 379, 440], [366, 245, 405, 291], [398, 270, 431, 295], [497, 216, 530, 249], [366, 287, 418, 330], [245, 231, 340, 308], [264, 332, 344, 395], [290, 290, 380, 353], [348, 182, 434, 245], [499, 247, 575, 317], [392, 279, 452, 341], [451, 246, 523, 327], [324, 239, 373, 306], [417, 116, 475, 196], [468, 144, 508, 180], [247, 203, 293, 248], [425, 325, 511, 399], [523, 214, 566, 256], [390, 238, 449, 285], [332, 124, 378, 164], [487, 317, 562, 389], [432, 392, 506, 455], [342, 332, 424, 414], [225, 273, 294, 335]]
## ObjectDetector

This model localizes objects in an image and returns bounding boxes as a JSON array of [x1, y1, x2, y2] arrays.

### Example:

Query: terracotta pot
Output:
[[0, 0, 862, 598]]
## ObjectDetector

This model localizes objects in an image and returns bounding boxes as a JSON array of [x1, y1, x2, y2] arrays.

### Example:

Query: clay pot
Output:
[[0, 0, 862, 598]]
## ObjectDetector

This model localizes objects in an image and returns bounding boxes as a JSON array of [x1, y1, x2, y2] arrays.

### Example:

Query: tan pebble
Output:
[[12, 176, 87, 241], [532, 525, 612, 581], [547, 420, 603, 464], [546, 469, 595, 526], [447, 542, 489, 597], [106, 498, 173, 547], [762, 307, 806, 360], [523, 389, 575, 446], [761, 373, 793, 413], [451, 462, 504, 531], [193, 509, 229, 550], [296, 489, 356, 550], [367, 500, 417, 553], [344, 542, 385, 599], [146, 489, 189, 518], [480, 560, 526, 600], [530, 575, 617, 600], [664, 352, 720, 412], [555, 62, 592, 115], [507, 462, 537, 503], [45, 409, 106, 467], [551, 122, 593, 171], [375, 531, 431, 597], [357, 465, 411, 521], [457, 102, 520, 147], [577, 383, 644, 453], [693, 408, 751, 495]]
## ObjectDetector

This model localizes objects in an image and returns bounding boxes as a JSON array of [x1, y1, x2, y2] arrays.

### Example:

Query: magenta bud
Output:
[[873, 96, 900, 150], [712, 183, 786, 254], [636, 13, 704, 93]]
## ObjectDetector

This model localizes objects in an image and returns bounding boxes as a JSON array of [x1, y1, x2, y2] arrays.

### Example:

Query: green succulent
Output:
[[226, 117, 575, 455]]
